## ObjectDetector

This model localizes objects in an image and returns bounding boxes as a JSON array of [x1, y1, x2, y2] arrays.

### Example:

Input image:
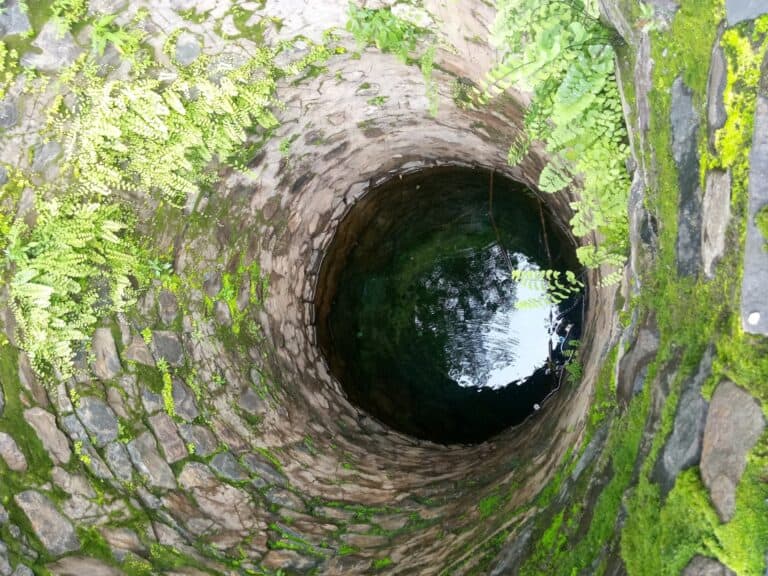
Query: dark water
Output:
[[317, 168, 583, 444]]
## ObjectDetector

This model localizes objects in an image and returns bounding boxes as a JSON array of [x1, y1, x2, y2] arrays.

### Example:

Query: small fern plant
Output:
[[482, 0, 630, 281], [5, 195, 144, 380]]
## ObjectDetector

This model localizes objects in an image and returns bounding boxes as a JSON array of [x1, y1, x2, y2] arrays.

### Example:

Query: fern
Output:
[[5, 196, 144, 380], [484, 0, 630, 281], [512, 268, 584, 306], [50, 0, 88, 33]]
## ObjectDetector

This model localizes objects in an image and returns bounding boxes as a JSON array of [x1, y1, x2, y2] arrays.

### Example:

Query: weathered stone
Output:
[[0, 432, 26, 472], [0, 99, 18, 130], [209, 452, 248, 481], [671, 77, 702, 277], [0, 0, 31, 37], [12, 566, 34, 576], [172, 379, 199, 421], [177, 462, 258, 531], [262, 550, 319, 573], [47, 557, 125, 576], [202, 271, 221, 297], [92, 328, 122, 380], [726, 0, 768, 25], [14, 491, 80, 556], [20, 22, 82, 73], [141, 388, 163, 413], [701, 381, 765, 521], [213, 300, 232, 326], [23, 408, 71, 465], [104, 442, 134, 482], [178, 424, 217, 456], [123, 337, 154, 366], [100, 527, 145, 560], [742, 97, 768, 334], [76, 396, 119, 447], [239, 386, 266, 416], [87, 0, 129, 15], [265, 487, 305, 512], [682, 555, 736, 576], [18, 352, 49, 407], [340, 532, 389, 548], [106, 386, 129, 420], [701, 170, 731, 278], [52, 467, 96, 499], [707, 39, 727, 145], [158, 290, 179, 325], [175, 32, 202, 66], [148, 413, 187, 463], [0, 539, 9, 576], [152, 331, 184, 366], [242, 453, 287, 487], [617, 326, 659, 404], [490, 523, 533, 576], [653, 383, 709, 496], [127, 432, 177, 490]]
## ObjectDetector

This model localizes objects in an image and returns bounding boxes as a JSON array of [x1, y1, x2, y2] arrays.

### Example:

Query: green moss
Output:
[[477, 493, 502, 519], [371, 557, 394, 570]]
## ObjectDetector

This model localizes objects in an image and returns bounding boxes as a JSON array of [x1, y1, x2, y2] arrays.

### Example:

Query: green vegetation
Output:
[[347, 4, 438, 115], [485, 0, 630, 280], [478, 492, 502, 519], [756, 206, 768, 243]]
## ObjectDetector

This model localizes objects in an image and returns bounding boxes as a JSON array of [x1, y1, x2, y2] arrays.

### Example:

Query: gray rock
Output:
[[726, 0, 768, 25], [617, 326, 659, 404], [127, 432, 177, 490], [47, 557, 124, 575], [702, 170, 731, 278], [209, 452, 248, 481], [742, 97, 768, 334], [14, 491, 80, 556], [158, 290, 179, 325], [92, 328, 122, 380], [652, 384, 708, 496], [0, 539, 9, 576], [23, 408, 71, 465], [172, 378, 199, 421], [262, 550, 319, 573], [11, 565, 33, 576], [75, 397, 119, 446], [213, 300, 232, 326], [123, 337, 154, 366], [0, 99, 18, 130], [148, 413, 187, 463], [671, 76, 702, 277], [18, 352, 49, 407], [87, 0, 129, 15], [178, 424, 217, 456], [174, 32, 202, 66], [240, 386, 266, 416], [100, 526, 145, 560], [242, 453, 286, 487], [31, 141, 62, 177], [0, 166, 7, 188], [104, 442, 133, 482], [20, 21, 82, 73], [203, 271, 221, 297], [152, 331, 184, 366], [701, 381, 765, 521], [490, 523, 533, 576], [265, 487, 305, 511], [682, 555, 736, 576], [141, 388, 163, 413], [707, 39, 727, 145], [0, 0, 31, 36], [0, 432, 27, 472], [60, 413, 88, 442]]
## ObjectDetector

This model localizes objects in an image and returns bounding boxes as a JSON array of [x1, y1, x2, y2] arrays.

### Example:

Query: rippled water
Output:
[[319, 167, 582, 444]]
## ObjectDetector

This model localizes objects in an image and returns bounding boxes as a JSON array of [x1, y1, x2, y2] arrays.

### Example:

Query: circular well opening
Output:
[[315, 166, 584, 444]]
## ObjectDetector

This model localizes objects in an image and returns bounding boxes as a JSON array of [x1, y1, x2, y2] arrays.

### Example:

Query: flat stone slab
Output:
[[127, 432, 177, 490], [700, 380, 764, 521], [742, 97, 768, 334], [726, 0, 768, 25], [14, 491, 80, 556], [682, 555, 736, 575], [75, 397, 119, 447], [47, 556, 125, 575], [23, 408, 71, 465], [0, 432, 27, 472]]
